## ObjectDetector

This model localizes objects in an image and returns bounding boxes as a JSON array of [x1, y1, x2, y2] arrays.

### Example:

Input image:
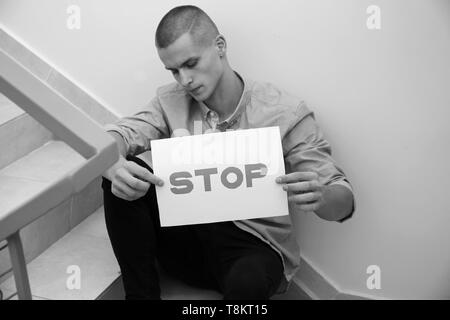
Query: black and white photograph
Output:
[[0, 0, 449, 307]]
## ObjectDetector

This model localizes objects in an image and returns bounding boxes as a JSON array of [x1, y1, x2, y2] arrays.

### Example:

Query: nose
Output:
[[179, 70, 193, 87]]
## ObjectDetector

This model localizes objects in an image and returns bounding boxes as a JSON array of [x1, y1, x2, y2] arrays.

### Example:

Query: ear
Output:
[[215, 35, 227, 57]]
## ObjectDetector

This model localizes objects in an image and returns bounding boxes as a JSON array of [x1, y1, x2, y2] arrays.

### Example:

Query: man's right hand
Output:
[[109, 159, 164, 202]]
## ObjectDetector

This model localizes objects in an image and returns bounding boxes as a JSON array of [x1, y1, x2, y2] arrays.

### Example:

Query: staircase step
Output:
[[0, 140, 93, 285], [0, 140, 85, 183], [0, 94, 24, 125], [0, 140, 85, 223], [0, 97, 52, 170], [0, 207, 120, 300]]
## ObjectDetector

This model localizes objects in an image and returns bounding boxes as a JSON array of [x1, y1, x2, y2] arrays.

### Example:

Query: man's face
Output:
[[157, 33, 224, 102]]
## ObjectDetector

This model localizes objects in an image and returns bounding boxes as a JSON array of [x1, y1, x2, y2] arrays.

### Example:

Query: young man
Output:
[[102, 5, 354, 300]]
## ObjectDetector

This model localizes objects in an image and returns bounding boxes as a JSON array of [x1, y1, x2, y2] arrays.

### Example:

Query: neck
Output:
[[204, 67, 243, 121]]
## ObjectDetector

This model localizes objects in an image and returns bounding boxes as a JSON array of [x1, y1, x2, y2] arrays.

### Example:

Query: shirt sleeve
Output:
[[104, 97, 170, 156], [283, 106, 355, 221]]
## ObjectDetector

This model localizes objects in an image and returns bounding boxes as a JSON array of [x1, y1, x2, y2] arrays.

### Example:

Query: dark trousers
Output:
[[101, 156, 284, 300]]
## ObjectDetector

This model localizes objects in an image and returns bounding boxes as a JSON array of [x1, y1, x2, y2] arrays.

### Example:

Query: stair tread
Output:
[[0, 104, 53, 171], [0, 140, 85, 220], [0, 140, 85, 182], [0, 100, 25, 126], [0, 175, 48, 222]]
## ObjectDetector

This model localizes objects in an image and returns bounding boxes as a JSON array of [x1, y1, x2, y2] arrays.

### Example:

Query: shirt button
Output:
[[207, 111, 219, 130], [210, 111, 219, 122]]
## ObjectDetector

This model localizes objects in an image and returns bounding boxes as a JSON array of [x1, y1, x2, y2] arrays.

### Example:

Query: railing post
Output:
[[7, 231, 32, 300]]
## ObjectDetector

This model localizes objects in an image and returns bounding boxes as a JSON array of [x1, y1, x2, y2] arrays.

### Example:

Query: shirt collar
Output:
[[199, 72, 253, 129]]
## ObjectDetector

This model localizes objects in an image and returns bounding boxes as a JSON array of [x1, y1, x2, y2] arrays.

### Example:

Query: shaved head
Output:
[[155, 5, 219, 49]]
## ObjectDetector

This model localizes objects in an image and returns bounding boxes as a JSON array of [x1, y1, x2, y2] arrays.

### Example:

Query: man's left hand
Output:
[[276, 171, 325, 212]]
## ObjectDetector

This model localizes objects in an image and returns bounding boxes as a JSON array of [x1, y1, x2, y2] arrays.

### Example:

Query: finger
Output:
[[288, 192, 321, 204], [113, 181, 138, 200], [125, 162, 164, 186], [117, 170, 150, 193], [297, 202, 322, 212], [282, 180, 320, 193], [112, 185, 133, 201], [276, 171, 319, 184]]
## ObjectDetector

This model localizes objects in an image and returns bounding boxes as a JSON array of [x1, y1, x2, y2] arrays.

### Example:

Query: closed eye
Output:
[[166, 57, 199, 74], [185, 59, 198, 69]]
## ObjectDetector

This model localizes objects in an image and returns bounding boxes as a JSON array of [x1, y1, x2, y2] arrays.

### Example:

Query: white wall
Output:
[[1, 0, 449, 299]]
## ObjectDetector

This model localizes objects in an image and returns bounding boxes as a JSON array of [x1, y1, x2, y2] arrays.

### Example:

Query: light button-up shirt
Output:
[[104, 74, 355, 292]]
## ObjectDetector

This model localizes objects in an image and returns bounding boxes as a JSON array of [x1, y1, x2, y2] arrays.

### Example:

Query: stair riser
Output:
[[0, 114, 53, 170]]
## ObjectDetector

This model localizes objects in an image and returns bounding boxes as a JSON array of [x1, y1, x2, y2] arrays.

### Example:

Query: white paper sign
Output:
[[151, 126, 289, 227]]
